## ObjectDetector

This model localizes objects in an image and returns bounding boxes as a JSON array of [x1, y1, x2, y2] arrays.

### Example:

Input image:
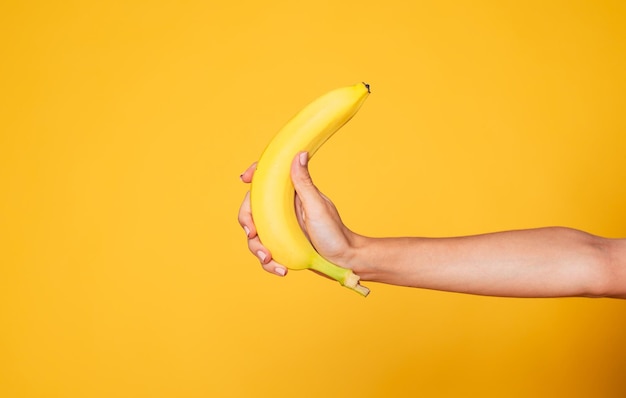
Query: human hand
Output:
[[238, 152, 359, 277]]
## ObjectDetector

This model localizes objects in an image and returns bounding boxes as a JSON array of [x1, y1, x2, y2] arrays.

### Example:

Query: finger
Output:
[[247, 234, 270, 263], [264, 260, 288, 277], [247, 235, 287, 276], [239, 162, 257, 183], [290, 151, 320, 208], [237, 191, 256, 238], [294, 195, 310, 240]]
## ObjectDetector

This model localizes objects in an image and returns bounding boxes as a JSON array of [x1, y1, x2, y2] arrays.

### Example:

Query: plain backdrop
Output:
[[1, 1, 625, 397]]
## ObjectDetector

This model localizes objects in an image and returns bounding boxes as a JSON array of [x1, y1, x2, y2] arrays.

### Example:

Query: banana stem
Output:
[[310, 256, 370, 297]]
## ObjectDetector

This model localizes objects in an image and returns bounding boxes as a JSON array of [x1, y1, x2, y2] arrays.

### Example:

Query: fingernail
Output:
[[243, 226, 250, 237], [275, 267, 286, 276], [299, 152, 308, 166], [256, 250, 267, 262]]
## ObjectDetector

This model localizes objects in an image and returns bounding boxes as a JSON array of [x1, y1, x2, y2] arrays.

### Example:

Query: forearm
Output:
[[348, 227, 625, 298]]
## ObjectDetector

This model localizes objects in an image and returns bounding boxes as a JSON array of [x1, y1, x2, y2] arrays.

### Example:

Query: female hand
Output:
[[238, 152, 360, 277]]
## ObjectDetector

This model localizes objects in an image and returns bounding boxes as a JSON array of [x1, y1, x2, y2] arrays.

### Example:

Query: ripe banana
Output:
[[250, 82, 371, 296]]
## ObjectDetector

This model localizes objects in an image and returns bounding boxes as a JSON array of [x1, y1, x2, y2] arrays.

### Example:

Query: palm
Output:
[[294, 192, 352, 265]]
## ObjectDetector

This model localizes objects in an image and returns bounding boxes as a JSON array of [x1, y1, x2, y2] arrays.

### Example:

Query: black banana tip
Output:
[[362, 82, 371, 93]]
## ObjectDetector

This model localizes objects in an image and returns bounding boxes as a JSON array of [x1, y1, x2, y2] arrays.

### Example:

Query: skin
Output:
[[238, 152, 626, 299]]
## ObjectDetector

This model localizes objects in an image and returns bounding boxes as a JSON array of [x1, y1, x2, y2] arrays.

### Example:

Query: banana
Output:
[[250, 82, 371, 296]]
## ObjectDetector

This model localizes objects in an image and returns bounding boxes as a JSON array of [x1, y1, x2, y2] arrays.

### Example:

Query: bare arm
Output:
[[348, 227, 626, 298]]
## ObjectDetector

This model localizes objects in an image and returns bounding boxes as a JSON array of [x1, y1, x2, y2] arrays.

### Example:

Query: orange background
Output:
[[1, 1, 625, 397]]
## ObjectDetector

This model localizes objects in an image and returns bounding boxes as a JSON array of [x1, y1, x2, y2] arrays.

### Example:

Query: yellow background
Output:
[[1, 1, 625, 397]]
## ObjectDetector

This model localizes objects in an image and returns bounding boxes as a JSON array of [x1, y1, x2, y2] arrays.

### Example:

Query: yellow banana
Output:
[[250, 82, 371, 296]]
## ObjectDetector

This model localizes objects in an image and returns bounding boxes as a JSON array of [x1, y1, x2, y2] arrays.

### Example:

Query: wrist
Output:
[[343, 233, 384, 282]]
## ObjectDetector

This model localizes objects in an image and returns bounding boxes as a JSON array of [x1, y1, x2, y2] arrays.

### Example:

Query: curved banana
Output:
[[250, 82, 371, 296]]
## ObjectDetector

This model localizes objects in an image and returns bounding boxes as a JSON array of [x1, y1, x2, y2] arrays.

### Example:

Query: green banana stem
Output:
[[311, 256, 370, 297]]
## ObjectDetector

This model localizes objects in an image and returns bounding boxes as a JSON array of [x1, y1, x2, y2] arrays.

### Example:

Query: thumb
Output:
[[290, 151, 320, 207]]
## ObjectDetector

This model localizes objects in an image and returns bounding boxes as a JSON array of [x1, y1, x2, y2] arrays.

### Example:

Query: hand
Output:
[[238, 152, 359, 277]]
